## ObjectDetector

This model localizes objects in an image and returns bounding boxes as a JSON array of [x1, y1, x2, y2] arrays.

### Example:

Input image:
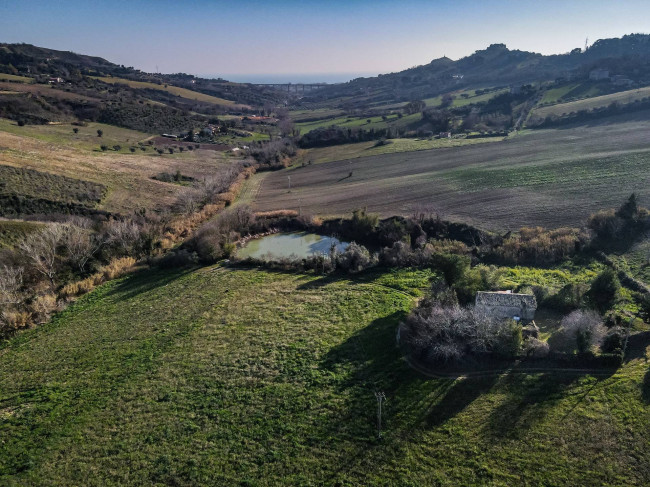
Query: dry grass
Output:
[[0, 119, 235, 214], [93, 76, 237, 106]]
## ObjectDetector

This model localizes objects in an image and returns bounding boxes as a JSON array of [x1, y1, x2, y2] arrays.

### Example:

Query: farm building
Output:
[[475, 291, 537, 322], [589, 68, 610, 81]]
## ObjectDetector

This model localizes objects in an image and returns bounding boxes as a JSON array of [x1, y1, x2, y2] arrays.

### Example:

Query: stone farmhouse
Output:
[[475, 291, 537, 323]]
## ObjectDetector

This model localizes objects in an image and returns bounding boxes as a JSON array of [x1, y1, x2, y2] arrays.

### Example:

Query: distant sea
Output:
[[199, 73, 376, 84]]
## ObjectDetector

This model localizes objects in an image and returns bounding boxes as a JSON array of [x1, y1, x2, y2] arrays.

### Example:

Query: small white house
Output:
[[589, 68, 610, 81], [475, 291, 537, 322]]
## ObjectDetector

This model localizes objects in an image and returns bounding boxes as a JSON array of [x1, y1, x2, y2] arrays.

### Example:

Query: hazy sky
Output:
[[1, 0, 648, 82]]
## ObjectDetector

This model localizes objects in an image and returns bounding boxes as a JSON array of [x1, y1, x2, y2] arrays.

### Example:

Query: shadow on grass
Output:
[[643, 369, 650, 404], [424, 375, 499, 428], [104, 266, 197, 301], [625, 331, 650, 363], [481, 372, 581, 441]]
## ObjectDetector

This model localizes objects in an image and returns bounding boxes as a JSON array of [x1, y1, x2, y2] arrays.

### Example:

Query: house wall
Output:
[[476, 304, 535, 321]]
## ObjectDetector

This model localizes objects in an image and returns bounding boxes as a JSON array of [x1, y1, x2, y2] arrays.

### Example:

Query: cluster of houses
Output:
[[589, 68, 634, 87]]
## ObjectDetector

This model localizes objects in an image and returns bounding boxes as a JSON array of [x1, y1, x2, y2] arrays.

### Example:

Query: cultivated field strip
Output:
[[254, 113, 650, 230]]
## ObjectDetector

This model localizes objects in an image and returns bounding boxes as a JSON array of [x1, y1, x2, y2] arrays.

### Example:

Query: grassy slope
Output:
[[533, 86, 650, 118], [295, 113, 421, 134], [254, 113, 650, 230], [93, 76, 236, 106], [0, 220, 44, 248], [293, 136, 504, 166], [1, 266, 649, 485], [0, 74, 33, 83], [0, 118, 232, 214]]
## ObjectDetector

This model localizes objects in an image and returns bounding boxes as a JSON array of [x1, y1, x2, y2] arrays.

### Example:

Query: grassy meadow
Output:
[[1, 265, 649, 485]]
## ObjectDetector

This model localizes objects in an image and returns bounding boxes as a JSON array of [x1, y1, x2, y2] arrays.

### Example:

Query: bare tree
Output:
[[19, 224, 67, 286], [104, 220, 142, 256], [64, 225, 105, 273], [557, 310, 606, 353], [0, 265, 23, 306]]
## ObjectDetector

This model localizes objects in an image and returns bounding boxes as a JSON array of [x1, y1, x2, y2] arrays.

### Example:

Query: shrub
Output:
[[156, 249, 199, 268], [0, 310, 32, 335], [494, 319, 523, 358], [99, 257, 137, 281], [523, 337, 550, 358], [336, 243, 374, 273], [399, 304, 510, 364], [555, 310, 606, 353], [30, 293, 58, 323], [601, 327, 625, 354], [588, 268, 620, 313]]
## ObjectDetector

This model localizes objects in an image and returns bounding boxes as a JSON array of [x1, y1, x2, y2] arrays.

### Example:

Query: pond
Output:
[[236, 232, 349, 260]]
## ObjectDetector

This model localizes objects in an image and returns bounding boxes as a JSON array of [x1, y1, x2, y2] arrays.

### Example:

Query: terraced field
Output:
[[532, 86, 650, 119], [0, 118, 234, 214], [1, 266, 648, 485], [93, 76, 236, 106], [254, 112, 650, 230]]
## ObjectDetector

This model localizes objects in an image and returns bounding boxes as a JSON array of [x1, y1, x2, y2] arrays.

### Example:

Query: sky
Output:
[[1, 0, 649, 83]]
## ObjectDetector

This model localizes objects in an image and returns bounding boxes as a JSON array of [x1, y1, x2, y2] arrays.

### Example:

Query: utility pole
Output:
[[375, 391, 386, 439]]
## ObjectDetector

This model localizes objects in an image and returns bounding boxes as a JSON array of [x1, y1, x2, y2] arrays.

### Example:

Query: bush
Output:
[[99, 257, 137, 281], [156, 249, 199, 268], [336, 243, 374, 273], [554, 310, 606, 353], [30, 293, 58, 324], [601, 327, 626, 354], [523, 337, 550, 358], [588, 268, 620, 313], [1, 310, 33, 336], [494, 319, 523, 358], [399, 303, 514, 364]]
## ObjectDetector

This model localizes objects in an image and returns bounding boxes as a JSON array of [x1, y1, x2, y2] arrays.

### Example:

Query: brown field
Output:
[[0, 120, 234, 214], [253, 111, 650, 231]]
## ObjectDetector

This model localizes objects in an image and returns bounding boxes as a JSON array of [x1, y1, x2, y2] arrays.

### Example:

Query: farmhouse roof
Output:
[[475, 291, 537, 309]]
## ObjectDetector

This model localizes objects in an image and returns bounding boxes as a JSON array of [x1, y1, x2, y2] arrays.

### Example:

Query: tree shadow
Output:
[[481, 372, 584, 441], [643, 369, 650, 404], [424, 375, 499, 427], [104, 266, 197, 301], [625, 331, 650, 363]]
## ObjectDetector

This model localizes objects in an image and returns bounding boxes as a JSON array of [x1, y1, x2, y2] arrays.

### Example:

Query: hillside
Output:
[[1, 265, 648, 485], [302, 34, 650, 108], [253, 111, 650, 230]]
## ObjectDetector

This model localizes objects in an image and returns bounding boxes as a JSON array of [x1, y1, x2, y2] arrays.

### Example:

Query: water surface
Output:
[[237, 232, 348, 260]]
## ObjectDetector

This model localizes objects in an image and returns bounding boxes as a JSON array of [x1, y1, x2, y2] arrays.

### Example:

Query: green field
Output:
[[532, 86, 650, 119], [94, 76, 237, 106], [1, 265, 649, 485], [295, 112, 421, 134], [293, 136, 505, 166], [0, 74, 33, 83], [0, 118, 152, 153], [423, 88, 509, 108]]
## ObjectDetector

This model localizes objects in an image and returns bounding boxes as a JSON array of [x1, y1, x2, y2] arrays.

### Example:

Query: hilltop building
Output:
[[589, 68, 610, 81], [475, 291, 537, 323]]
